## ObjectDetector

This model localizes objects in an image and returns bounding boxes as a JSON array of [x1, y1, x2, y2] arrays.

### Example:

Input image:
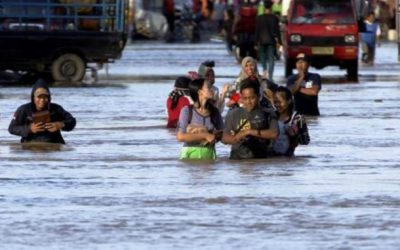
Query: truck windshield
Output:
[[291, 0, 355, 24]]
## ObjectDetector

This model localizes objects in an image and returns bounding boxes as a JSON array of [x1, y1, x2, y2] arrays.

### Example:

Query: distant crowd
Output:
[[163, 0, 389, 78], [162, 0, 396, 41]]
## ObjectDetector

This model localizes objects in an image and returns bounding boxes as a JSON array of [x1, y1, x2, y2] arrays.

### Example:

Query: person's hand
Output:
[[285, 124, 298, 136], [298, 70, 305, 80], [187, 124, 208, 134], [203, 133, 216, 145], [235, 129, 251, 142], [213, 130, 223, 141], [221, 83, 231, 97], [30, 122, 46, 134], [45, 122, 64, 132], [232, 35, 238, 43], [226, 100, 236, 108], [294, 71, 305, 92]]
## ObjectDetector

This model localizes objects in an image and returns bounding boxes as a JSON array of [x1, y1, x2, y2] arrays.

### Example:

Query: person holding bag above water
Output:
[[8, 79, 76, 144], [272, 86, 310, 156], [176, 78, 224, 160]]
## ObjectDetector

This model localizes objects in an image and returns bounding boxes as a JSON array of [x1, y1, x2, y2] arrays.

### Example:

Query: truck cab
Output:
[[0, 0, 130, 83], [283, 0, 359, 81]]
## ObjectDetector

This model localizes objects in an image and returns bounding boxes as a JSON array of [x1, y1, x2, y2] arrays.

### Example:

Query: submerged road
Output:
[[0, 41, 399, 249], [99, 40, 400, 82]]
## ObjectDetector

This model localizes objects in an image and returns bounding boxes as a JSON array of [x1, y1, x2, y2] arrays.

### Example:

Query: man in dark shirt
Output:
[[286, 53, 321, 116], [9, 79, 76, 144], [255, 0, 281, 81], [222, 78, 278, 159]]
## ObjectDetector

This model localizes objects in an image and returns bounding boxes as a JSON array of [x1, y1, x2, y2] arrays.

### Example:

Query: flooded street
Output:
[[1, 41, 400, 249]]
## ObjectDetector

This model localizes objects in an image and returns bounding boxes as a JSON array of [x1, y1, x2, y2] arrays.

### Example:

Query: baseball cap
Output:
[[34, 87, 49, 98], [296, 53, 309, 62]]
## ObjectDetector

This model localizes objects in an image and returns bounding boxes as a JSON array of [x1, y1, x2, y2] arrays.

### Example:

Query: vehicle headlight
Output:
[[344, 35, 356, 43], [290, 34, 302, 43]]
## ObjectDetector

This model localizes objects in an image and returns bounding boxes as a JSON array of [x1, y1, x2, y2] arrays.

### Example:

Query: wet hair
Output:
[[188, 78, 220, 127], [264, 0, 273, 9], [170, 76, 191, 110], [264, 78, 279, 92], [174, 76, 191, 89], [201, 60, 215, 68], [275, 86, 294, 116], [189, 78, 203, 104], [239, 78, 260, 96]]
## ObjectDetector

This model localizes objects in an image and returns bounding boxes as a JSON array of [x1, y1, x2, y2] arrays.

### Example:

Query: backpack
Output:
[[289, 111, 310, 145]]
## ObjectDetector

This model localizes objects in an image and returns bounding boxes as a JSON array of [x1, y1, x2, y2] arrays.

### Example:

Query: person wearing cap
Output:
[[166, 76, 193, 128], [8, 79, 76, 144], [197, 60, 230, 113], [286, 53, 321, 116]]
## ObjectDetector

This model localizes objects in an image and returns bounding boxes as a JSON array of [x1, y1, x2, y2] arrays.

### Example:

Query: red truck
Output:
[[283, 0, 359, 81]]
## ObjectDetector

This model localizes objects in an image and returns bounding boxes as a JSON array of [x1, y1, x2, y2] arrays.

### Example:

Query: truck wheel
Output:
[[285, 59, 293, 77], [346, 60, 358, 82], [51, 53, 85, 82]]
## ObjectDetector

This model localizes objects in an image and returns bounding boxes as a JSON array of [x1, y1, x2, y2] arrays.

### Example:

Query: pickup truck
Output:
[[283, 0, 359, 81], [0, 0, 129, 83]]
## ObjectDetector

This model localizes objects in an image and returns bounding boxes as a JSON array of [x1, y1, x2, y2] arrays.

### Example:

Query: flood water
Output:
[[0, 42, 400, 249]]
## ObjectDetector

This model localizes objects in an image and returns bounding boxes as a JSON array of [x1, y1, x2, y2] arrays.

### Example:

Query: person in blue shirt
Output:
[[286, 53, 321, 116], [360, 12, 381, 65]]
